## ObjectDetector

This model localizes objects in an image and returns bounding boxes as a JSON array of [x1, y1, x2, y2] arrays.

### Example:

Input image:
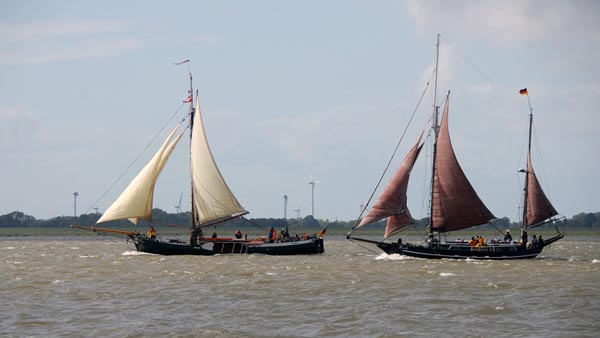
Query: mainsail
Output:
[[525, 155, 558, 227], [191, 98, 247, 226], [97, 126, 184, 225], [357, 132, 424, 238], [430, 97, 495, 231]]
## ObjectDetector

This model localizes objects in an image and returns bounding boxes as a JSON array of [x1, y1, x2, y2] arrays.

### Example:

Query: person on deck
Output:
[[147, 226, 157, 240], [521, 230, 528, 247], [268, 227, 275, 243], [190, 228, 198, 246], [280, 228, 286, 241], [538, 234, 544, 246], [504, 230, 512, 242], [284, 227, 290, 241], [468, 237, 477, 247], [235, 229, 243, 239], [476, 236, 485, 247], [211, 232, 218, 238], [271, 227, 278, 242]]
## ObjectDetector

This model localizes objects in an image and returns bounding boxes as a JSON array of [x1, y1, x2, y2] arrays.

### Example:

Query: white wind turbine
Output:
[[283, 192, 294, 219], [308, 172, 323, 218], [73, 190, 80, 217], [175, 192, 183, 213]]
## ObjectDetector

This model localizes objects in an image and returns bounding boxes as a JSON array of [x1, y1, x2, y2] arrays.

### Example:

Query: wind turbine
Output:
[[175, 192, 183, 213], [73, 190, 80, 217], [283, 192, 294, 219], [308, 173, 323, 218], [294, 208, 301, 220]]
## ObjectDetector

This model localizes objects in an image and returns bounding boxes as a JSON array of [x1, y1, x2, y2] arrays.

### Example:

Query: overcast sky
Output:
[[1, 0, 598, 222]]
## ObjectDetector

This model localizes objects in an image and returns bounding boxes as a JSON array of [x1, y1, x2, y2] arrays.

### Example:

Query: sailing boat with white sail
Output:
[[72, 67, 324, 255], [346, 36, 563, 260]]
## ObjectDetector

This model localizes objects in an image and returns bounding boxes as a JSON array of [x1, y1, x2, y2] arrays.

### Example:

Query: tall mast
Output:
[[188, 70, 197, 229], [428, 34, 441, 234], [521, 91, 533, 228]]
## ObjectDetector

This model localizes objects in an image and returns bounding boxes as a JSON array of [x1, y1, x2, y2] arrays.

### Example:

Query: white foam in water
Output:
[[375, 253, 413, 261], [439, 272, 456, 277], [78, 255, 97, 258], [122, 251, 151, 256], [592, 259, 600, 264]]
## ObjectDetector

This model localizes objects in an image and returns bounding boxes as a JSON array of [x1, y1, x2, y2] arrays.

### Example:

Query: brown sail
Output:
[[431, 97, 495, 231], [525, 155, 558, 227], [357, 132, 423, 238]]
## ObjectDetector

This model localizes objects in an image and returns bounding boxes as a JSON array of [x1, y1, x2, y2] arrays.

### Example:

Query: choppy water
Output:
[[1, 235, 599, 337]]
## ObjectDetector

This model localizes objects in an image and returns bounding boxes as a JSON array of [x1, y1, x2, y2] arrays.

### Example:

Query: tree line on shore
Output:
[[0, 209, 598, 230]]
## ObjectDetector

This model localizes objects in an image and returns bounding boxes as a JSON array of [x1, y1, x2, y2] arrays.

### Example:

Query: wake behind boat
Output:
[[347, 35, 563, 260], [72, 64, 324, 256]]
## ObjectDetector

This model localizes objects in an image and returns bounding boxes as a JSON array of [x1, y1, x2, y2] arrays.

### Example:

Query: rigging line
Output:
[[438, 34, 529, 115], [347, 238, 382, 256], [84, 102, 187, 215], [349, 73, 434, 233], [532, 121, 553, 198], [241, 217, 269, 231], [488, 220, 506, 236], [72, 227, 131, 249]]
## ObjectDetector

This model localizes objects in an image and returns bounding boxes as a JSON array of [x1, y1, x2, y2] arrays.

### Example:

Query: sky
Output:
[[1, 0, 599, 222]]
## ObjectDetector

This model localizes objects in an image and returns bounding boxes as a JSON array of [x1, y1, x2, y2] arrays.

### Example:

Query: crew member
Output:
[[147, 226, 157, 240]]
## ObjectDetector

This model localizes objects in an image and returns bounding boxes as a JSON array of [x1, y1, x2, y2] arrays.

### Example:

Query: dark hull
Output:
[[349, 234, 563, 260], [131, 235, 324, 256]]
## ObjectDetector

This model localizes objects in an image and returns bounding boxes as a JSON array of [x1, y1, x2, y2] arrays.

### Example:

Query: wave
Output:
[[122, 251, 151, 256], [439, 272, 456, 277], [375, 253, 415, 261]]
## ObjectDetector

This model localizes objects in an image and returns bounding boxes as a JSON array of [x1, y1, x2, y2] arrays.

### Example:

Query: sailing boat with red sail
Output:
[[347, 36, 563, 259]]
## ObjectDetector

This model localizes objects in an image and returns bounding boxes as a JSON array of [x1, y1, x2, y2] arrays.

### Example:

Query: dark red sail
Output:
[[525, 155, 558, 227], [431, 97, 495, 231], [358, 132, 423, 238]]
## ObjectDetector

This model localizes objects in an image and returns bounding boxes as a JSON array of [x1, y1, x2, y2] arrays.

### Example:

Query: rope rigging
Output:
[[349, 72, 434, 235], [84, 102, 188, 216]]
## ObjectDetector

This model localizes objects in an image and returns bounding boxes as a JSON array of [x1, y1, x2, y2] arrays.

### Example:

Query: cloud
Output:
[[0, 106, 38, 152], [0, 20, 223, 65], [563, 82, 600, 96], [0, 19, 142, 65], [0, 37, 145, 65], [0, 20, 136, 43], [257, 113, 325, 163], [408, 0, 600, 44]]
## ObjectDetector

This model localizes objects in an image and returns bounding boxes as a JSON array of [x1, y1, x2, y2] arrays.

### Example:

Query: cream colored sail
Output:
[[97, 126, 184, 225], [191, 98, 247, 226]]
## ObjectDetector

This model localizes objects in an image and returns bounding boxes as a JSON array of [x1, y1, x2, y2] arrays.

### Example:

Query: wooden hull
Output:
[[349, 234, 563, 260], [131, 235, 324, 256]]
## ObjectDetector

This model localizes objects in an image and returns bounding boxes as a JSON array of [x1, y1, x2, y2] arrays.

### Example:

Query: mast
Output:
[[188, 70, 197, 229], [521, 90, 533, 229], [428, 34, 441, 235]]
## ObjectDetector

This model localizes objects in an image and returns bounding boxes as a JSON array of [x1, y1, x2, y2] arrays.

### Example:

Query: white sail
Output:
[[97, 126, 184, 225], [191, 98, 247, 225]]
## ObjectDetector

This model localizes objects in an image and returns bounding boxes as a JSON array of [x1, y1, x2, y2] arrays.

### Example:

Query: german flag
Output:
[[519, 88, 528, 95]]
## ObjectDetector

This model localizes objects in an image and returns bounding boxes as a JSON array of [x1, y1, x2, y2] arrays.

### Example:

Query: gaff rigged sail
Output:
[[430, 97, 495, 232], [357, 132, 424, 238]]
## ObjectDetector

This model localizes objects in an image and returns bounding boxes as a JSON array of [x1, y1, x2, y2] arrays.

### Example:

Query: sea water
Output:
[[1, 236, 599, 337]]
